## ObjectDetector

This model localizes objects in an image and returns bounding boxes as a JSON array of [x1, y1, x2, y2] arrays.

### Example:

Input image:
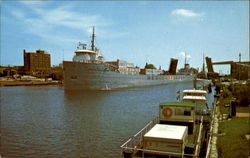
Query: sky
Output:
[[1, 1, 249, 73]]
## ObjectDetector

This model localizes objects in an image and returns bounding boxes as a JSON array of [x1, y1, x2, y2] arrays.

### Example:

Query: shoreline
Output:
[[0, 80, 62, 87]]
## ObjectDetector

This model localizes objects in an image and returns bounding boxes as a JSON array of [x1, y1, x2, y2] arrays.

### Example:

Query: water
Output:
[[1, 83, 197, 158]]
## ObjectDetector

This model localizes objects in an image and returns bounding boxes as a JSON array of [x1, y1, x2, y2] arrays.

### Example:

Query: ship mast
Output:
[[91, 26, 95, 51], [239, 52, 241, 62], [202, 52, 205, 72], [184, 52, 187, 66]]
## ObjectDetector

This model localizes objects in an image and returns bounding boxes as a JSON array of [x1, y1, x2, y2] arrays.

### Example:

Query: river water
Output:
[[1, 82, 209, 158]]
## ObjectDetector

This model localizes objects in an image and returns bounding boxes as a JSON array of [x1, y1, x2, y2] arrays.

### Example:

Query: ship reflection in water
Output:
[[1, 82, 206, 158]]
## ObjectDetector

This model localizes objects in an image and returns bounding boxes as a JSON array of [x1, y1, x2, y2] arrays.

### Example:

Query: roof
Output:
[[75, 50, 96, 54], [183, 96, 207, 101], [160, 102, 196, 107], [144, 124, 187, 140], [183, 89, 207, 94]]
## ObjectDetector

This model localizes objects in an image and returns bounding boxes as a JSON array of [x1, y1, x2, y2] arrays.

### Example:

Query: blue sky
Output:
[[1, 1, 249, 73]]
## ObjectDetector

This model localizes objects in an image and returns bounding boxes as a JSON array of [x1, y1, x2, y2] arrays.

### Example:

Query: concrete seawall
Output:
[[0, 81, 62, 86]]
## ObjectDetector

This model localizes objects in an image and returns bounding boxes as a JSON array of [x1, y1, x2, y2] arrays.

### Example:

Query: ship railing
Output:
[[121, 116, 205, 158], [121, 117, 159, 153], [102, 62, 119, 72], [122, 147, 190, 157], [194, 116, 204, 157], [121, 144, 197, 157]]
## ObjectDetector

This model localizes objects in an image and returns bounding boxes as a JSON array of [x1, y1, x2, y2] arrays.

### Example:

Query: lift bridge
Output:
[[205, 57, 250, 79]]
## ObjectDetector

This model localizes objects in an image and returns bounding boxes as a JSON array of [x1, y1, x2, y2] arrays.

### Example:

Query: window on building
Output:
[[184, 110, 191, 116], [70, 75, 77, 79], [175, 109, 183, 115]]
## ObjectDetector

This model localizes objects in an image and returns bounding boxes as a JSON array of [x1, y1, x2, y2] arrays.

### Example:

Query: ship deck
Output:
[[121, 116, 205, 158]]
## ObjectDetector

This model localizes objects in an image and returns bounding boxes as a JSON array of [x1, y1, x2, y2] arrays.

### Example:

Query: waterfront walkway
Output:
[[236, 112, 250, 118], [209, 106, 219, 158]]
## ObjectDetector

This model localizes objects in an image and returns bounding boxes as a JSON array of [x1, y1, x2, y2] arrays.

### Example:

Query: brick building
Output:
[[23, 49, 51, 76]]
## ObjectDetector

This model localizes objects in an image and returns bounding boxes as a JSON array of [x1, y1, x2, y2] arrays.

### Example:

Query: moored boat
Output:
[[121, 94, 213, 158]]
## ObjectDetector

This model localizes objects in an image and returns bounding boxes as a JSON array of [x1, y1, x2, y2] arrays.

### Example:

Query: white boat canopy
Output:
[[183, 96, 207, 101], [183, 89, 207, 95]]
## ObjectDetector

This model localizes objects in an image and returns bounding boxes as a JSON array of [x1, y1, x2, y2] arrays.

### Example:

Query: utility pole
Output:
[[184, 52, 187, 66], [62, 49, 64, 61], [202, 53, 205, 72], [238, 52, 241, 80], [91, 26, 95, 51]]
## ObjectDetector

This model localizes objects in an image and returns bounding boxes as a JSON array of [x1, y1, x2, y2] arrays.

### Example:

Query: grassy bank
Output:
[[217, 117, 249, 158], [214, 80, 250, 157]]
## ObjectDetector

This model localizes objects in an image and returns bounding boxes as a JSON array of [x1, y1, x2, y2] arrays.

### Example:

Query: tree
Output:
[[144, 63, 156, 69]]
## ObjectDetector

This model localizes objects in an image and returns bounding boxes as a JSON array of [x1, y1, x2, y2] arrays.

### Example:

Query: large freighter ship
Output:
[[63, 27, 195, 90]]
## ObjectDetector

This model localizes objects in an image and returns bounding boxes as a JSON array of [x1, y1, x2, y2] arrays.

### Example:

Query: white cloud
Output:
[[7, 3, 127, 46], [137, 1, 151, 6], [21, 3, 111, 32], [179, 52, 191, 59], [9, 9, 25, 19], [171, 9, 202, 17], [19, 0, 48, 7]]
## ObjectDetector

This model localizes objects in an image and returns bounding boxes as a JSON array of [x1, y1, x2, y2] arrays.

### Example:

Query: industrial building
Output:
[[23, 49, 51, 76]]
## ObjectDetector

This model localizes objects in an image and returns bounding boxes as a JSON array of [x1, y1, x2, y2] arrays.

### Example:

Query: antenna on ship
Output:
[[63, 49, 64, 61], [202, 52, 205, 72], [184, 52, 187, 66], [184, 52, 187, 69], [91, 26, 95, 51]]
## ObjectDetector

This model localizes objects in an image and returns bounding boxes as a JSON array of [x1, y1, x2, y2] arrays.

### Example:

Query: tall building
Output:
[[23, 49, 51, 76]]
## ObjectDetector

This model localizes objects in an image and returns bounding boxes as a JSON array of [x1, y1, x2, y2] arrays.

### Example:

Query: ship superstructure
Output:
[[72, 27, 104, 63], [63, 27, 195, 90]]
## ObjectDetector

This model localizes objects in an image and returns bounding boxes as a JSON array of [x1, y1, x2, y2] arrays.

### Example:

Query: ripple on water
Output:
[[1, 83, 197, 158]]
